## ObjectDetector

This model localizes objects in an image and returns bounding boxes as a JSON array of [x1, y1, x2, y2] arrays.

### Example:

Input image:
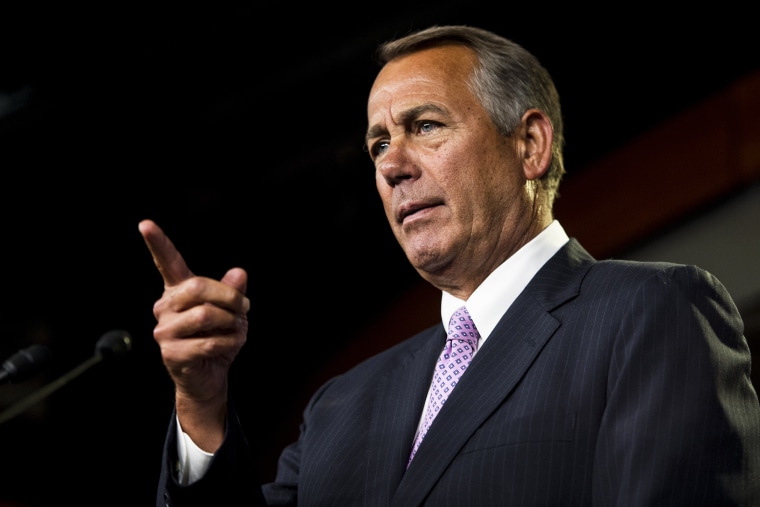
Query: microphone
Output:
[[95, 329, 133, 359], [0, 329, 133, 425], [0, 344, 53, 383]]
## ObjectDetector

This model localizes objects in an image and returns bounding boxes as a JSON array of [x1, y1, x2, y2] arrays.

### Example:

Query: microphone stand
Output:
[[0, 355, 101, 425], [0, 330, 132, 426]]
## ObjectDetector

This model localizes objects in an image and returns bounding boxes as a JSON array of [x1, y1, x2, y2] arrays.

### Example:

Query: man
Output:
[[141, 25, 760, 506]]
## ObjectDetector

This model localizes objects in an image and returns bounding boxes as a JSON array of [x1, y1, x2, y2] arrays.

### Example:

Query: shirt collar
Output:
[[441, 220, 569, 344]]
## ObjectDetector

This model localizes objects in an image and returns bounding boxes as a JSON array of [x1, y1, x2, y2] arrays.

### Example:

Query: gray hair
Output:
[[375, 25, 566, 205]]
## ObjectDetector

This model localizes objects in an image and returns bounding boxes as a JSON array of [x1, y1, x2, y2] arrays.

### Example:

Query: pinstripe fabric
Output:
[[159, 239, 760, 507]]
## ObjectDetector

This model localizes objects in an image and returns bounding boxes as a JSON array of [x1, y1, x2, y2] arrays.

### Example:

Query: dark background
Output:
[[1, 4, 759, 506]]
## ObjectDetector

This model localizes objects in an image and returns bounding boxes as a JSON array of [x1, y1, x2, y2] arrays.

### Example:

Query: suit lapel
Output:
[[390, 239, 594, 507], [363, 325, 447, 506]]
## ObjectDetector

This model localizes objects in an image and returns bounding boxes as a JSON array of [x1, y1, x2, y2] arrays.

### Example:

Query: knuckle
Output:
[[190, 304, 216, 330], [152, 298, 165, 318], [183, 277, 205, 294]]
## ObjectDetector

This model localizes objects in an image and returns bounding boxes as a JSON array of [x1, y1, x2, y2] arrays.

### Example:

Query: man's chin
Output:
[[403, 241, 450, 275]]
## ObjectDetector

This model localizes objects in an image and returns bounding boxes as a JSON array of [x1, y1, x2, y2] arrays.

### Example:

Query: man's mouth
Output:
[[397, 201, 441, 223]]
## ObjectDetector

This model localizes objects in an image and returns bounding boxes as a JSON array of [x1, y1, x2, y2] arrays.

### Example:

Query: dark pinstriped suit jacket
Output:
[[158, 239, 760, 506]]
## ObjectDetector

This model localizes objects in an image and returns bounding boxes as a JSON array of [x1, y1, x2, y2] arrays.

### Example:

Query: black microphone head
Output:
[[1, 344, 53, 382], [95, 330, 133, 360]]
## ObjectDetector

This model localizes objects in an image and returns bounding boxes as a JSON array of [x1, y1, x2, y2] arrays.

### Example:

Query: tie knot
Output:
[[447, 306, 480, 350]]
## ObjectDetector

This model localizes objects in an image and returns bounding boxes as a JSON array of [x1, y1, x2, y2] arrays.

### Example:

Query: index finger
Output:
[[138, 219, 194, 287]]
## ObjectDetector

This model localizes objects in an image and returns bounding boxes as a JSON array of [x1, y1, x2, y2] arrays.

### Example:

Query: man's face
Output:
[[366, 45, 533, 294]]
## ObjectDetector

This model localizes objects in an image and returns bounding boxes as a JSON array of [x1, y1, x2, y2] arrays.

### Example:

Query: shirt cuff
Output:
[[175, 416, 214, 485]]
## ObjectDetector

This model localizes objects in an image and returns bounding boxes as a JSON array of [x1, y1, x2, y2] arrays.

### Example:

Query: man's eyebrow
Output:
[[365, 104, 448, 144], [365, 124, 387, 145]]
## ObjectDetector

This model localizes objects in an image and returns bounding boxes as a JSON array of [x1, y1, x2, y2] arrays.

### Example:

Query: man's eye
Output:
[[418, 121, 439, 134], [370, 140, 389, 159]]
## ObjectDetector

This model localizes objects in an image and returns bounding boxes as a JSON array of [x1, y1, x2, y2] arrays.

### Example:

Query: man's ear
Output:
[[520, 108, 554, 180]]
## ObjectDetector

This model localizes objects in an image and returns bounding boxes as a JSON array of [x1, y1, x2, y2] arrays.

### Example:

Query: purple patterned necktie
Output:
[[408, 305, 480, 465]]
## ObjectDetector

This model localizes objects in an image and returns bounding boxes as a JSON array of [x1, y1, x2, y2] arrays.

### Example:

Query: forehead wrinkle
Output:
[[366, 103, 448, 144]]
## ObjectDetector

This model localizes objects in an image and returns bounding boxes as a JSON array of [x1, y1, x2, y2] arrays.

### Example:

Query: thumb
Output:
[[220, 267, 248, 294]]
